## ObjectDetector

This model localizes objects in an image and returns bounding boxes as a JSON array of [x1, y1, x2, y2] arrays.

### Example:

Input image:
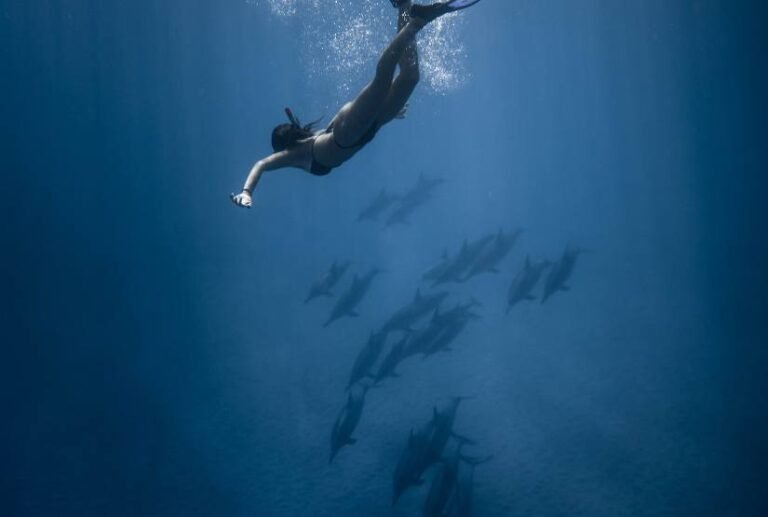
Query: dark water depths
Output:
[[3, 1, 767, 515]]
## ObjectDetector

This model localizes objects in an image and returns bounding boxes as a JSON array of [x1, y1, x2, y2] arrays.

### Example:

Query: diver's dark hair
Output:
[[271, 108, 323, 152]]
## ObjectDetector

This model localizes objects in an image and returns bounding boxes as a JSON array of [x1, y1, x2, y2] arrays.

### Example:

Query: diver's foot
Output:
[[409, 0, 481, 25]]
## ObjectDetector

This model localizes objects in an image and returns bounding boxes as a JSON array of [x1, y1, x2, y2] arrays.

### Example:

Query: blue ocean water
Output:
[[3, 1, 767, 516]]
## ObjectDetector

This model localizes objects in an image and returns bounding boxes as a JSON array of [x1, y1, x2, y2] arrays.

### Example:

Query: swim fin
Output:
[[410, 0, 481, 24]]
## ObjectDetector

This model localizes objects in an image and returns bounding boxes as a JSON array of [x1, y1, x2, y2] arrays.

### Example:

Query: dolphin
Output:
[[385, 174, 444, 227], [403, 307, 451, 357], [425, 397, 474, 464], [541, 245, 584, 303], [462, 228, 523, 281], [506, 256, 550, 312], [422, 443, 470, 517], [393, 397, 474, 506], [432, 235, 494, 286], [329, 384, 370, 462], [392, 422, 435, 505], [347, 329, 388, 390], [403, 299, 480, 358], [323, 267, 382, 327], [420, 302, 480, 358], [422, 249, 452, 282], [445, 454, 493, 517], [382, 289, 449, 333], [356, 187, 400, 222], [384, 200, 420, 227], [374, 336, 408, 384], [304, 260, 351, 303], [400, 173, 444, 208]]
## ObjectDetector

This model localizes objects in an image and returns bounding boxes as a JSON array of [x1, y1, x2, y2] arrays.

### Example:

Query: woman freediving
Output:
[[230, 0, 482, 208]]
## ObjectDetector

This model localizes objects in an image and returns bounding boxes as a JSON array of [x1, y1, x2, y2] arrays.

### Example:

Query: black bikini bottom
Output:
[[308, 122, 380, 176]]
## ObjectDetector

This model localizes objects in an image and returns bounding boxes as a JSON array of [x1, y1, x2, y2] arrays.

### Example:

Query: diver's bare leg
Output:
[[332, 17, 424, 146], [378, 1, 420, 125]]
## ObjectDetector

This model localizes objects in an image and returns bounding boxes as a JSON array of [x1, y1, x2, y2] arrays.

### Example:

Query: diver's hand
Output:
[[230, 191, 252, 209]]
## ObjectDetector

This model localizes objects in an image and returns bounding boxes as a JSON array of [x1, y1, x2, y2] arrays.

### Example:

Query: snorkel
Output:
[[284, 107, 323, 133], [272, 108, 324, 152]]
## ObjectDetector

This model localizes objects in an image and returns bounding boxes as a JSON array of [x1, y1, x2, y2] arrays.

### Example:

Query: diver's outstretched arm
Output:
[[231, 151, 296, 208]]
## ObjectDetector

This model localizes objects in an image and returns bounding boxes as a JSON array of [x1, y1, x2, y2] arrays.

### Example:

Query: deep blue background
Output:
[[2, 1, 767, 515]]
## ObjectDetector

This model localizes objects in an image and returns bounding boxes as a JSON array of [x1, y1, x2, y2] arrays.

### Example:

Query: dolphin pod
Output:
[[305, 221, 587, 514]]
